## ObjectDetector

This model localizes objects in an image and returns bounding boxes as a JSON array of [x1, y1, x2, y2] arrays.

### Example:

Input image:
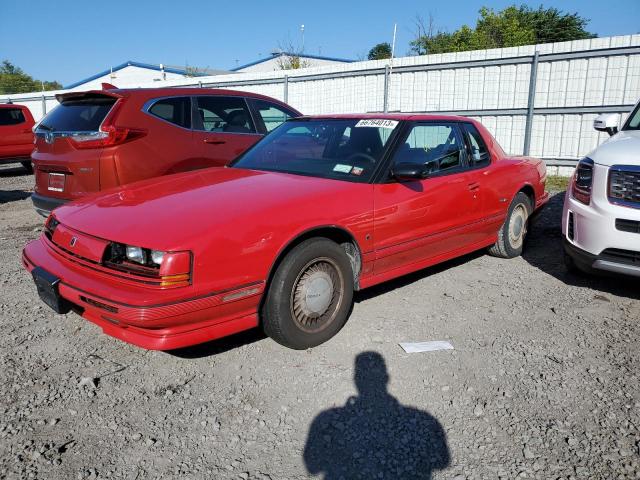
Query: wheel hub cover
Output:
[[299, 270, 334, 317]]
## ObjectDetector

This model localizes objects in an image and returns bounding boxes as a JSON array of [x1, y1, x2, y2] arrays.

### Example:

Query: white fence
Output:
[[5, 34, 640, 169]]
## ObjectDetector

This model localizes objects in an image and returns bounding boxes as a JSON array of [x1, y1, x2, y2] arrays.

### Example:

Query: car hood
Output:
[[590, 129, 640, 167], [53, 167, 368, 250]]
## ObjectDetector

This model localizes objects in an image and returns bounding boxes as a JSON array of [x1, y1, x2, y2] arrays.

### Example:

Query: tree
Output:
[[0, 60, 62, 94], [410, 5, 596, 55], [368, 42, 392, 60], [276, 53, 311, 70], [274, 38, 311, 70]]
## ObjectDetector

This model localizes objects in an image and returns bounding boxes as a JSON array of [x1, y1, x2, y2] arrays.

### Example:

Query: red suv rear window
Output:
[[39, 97, 116, 132]]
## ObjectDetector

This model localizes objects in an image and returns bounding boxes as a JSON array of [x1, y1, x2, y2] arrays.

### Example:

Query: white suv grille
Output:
[[609, 166, 640, 208]]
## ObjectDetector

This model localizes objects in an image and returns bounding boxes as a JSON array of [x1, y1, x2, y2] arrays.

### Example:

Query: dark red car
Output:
[[23, 114, 548, 350], [31, 86, 300, 216], [0, 103, 35, 172]]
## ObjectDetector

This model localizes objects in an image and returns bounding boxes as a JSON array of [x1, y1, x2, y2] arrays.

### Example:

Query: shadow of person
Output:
[[304, 352, 450, 479]]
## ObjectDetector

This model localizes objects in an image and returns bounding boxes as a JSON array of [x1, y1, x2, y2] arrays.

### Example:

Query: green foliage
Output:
[[276, 54, 311, 70], [0, 60, 63, 94], [410, 4, 596, 55], [368, 43, 392, 60]]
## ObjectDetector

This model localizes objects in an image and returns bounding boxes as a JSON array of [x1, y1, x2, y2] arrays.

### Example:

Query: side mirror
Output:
[[594, 113, 619, 136], [391, 162, 429, 181]]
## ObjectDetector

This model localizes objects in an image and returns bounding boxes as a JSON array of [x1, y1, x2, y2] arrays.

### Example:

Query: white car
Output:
[[562, 103, 640, 277]]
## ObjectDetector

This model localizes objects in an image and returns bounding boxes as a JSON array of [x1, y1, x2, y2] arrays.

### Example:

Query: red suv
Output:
[[31, 87, 300, 216], [0, 104, 35, 172]]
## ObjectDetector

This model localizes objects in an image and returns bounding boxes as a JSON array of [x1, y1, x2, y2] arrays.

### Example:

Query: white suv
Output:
[[562, 102, 640, 277]]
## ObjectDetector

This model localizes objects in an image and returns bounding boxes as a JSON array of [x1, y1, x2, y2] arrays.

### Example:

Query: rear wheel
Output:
[[21, 161, 33, 174], [262, 238, 354, 349], [489, 192, 532, 259]]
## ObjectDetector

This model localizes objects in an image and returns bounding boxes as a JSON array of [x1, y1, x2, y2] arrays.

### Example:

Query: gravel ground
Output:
[[1, 164, 639, 480]]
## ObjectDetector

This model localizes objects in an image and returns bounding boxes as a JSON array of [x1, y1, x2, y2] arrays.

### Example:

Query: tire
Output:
[[262, 238, 354, 349], [21, 161, 33, 174], [488, 192, 532, 259]]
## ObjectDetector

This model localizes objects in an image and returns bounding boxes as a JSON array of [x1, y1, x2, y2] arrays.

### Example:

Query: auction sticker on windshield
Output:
[[333, 164, 353, 173], [355, 119, 399, 129]]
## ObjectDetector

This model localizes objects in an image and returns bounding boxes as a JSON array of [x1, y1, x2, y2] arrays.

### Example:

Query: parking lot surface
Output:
[[1, 165, 639, 480]]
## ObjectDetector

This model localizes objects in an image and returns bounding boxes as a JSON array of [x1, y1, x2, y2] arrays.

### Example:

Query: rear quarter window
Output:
[[148, 97, 191, 129], [40, 97, 116, 131], [0, 108, 26, 126]]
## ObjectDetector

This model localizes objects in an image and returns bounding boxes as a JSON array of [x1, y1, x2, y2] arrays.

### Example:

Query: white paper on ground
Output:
[[399, 341, 454, 353]]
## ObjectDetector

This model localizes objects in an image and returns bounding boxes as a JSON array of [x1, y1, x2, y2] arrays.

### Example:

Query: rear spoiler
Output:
[[55, 87, 124, 103]]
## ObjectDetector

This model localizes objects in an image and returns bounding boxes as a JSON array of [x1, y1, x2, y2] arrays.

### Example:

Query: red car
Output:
[[31, 86, 300, 216], [0, 103, 35, 172], [23, 114, 548, 350]]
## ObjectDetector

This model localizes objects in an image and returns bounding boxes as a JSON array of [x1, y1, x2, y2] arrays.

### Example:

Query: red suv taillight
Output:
[[68, 99, 147, 150], [571, 158, 594, 205]]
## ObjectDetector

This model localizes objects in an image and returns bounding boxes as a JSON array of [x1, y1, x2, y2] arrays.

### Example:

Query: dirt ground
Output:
[[0, 164, 638, 480]]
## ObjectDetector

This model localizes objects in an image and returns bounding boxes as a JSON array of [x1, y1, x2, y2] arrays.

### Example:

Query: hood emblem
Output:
[[70, 237, 78, 247]]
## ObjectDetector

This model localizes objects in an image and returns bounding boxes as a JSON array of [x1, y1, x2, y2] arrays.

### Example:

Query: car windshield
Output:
[[625, 104, 640, 130], [231, 118, 400, 182]]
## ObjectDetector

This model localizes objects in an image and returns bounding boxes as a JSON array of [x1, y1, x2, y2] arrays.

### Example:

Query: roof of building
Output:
[[231, 52, 354, 71], [64, 61, 229, 89]]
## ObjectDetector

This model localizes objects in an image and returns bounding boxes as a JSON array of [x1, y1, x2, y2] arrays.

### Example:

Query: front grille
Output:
[[609, 166, 640, 208], [616, 219, 640, 234], [568, 212, 575, 240], [601, 248, 640, 266]]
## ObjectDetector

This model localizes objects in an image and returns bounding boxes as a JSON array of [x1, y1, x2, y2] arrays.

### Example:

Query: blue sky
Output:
[[1, 0, 639, 86]]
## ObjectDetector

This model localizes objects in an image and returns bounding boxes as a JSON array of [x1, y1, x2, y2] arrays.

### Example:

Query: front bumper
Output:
[[31, 193, 68, 217], [22, 238, 262, 350], [564, 239, 640, 278]]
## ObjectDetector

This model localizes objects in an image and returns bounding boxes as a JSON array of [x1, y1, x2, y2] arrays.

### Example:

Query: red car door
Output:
[[460, 122, 506, 237], [373, 122, 482, 274], [193, 95, 263, 167]]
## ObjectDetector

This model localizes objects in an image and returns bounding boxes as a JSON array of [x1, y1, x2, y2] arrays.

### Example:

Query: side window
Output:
[[253, 100, 296, 132], [462, 123, 490, 167], [0, 108, 26, 126], [148, 97, 191, 129], [195, 96, 256, 134], [393, 123, 465, 175]]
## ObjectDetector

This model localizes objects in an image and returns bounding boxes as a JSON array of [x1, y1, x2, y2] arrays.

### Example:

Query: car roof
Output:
[[296, 113, 474, 122], [0, 103, 27, 109]]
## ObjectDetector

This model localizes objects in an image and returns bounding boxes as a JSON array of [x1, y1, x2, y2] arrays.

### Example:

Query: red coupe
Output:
[[23, 114, 548, 350]]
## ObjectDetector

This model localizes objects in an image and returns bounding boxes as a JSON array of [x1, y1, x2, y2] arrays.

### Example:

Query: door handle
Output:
[[468, 182, 480, 191], [204, 139, 226, 145]]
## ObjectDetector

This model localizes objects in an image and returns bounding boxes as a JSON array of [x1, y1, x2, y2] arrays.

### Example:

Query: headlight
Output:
[[126, 246, 145, 264], [103, 243, 192, 288], [150, 250, 164, 265], [572, 157, 594, 205]]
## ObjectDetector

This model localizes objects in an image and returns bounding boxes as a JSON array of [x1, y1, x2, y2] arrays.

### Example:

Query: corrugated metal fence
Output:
[[5, 35, 640, 169]]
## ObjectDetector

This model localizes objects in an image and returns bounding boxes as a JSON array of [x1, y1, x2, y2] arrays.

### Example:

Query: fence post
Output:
[[523, 50, 540, 156], [383, 65, 390, 113], [41, 95, 46, 115], [283, 75, 289, 103]]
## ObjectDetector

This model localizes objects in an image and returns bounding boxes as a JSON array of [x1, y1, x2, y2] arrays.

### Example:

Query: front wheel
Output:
[[488, 192, 532, 259], [262, 238, 354, 349]]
